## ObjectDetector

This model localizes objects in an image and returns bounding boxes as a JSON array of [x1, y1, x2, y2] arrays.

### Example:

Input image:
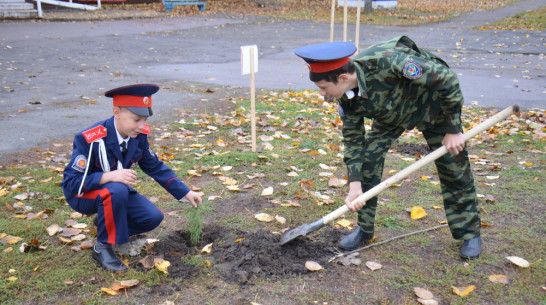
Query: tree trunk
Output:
[[364, 0, 373, 13]]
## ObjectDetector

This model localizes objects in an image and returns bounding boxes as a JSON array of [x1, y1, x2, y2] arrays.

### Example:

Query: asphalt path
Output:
[[0, 0, 544, 156]]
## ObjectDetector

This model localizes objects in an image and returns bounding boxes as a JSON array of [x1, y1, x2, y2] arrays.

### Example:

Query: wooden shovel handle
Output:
[[322, 104, 519, 225]]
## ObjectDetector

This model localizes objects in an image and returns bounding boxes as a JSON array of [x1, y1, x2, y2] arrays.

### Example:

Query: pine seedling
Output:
[[185, 202, 211, 246]]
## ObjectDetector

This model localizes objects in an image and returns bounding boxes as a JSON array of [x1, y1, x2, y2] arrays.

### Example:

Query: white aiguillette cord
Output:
[[77, 139, 122, 197]]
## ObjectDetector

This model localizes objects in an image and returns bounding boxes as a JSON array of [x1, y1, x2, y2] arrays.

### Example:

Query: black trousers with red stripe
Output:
[[68, 182, 164, 245]]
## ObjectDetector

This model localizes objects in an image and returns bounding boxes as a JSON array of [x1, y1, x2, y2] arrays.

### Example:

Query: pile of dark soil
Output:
[[149, 224, 345, 284], [393, 142, 431, 156]]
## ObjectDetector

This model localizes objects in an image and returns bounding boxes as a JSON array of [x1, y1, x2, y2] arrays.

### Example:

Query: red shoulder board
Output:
[[82, 125, 107, 143], [140, 124, 151, 135]]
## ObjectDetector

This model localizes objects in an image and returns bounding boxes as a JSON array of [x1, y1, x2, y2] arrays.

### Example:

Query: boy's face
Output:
[[314, 74, 351, 99], [113, 107, 148, 138]]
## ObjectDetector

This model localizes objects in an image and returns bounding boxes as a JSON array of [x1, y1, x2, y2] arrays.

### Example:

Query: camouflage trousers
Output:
[[356, 120, 481, 241]]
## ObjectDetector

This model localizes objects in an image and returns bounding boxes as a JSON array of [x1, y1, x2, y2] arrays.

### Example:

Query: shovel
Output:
[[280, 104, 519, 245]]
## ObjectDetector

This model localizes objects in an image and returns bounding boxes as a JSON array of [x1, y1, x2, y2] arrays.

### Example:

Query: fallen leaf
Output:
[[261, 187, 274, 196], [71, 234, 86, 241], [225, 185, 241, 192], [201, 243, 213, 254], [506, 256, 530, 268], [328, 176, 347, 188], [60, 228, 82, 237], [365, 261, 382, 271], [39, 177, 53, 184], [452, 285, 476, 297], [287, 171, 299, 177], [410, 206, 427, 220], [154, 257, 171, 274], [119, 279, 139, 288], [80, 240, 95, 249], [1, 235, 23, 245], [416, 299, 438, 305], [305, 261, 323, 271], [414, 287, 434, 300], [275, 215, 286, 224], [101, 287, 118, 295], [69, 212, 83, 219], [46, 224, 61, 236], [336, 219, 353, 228], [187, 170, 201, 177], [255, 213, 274, 222], [488, 274, 509, 284]]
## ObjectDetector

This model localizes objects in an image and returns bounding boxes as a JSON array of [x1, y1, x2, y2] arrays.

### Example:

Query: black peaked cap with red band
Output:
[[294, 41, 357, 82], [105, 84, 159, 117]]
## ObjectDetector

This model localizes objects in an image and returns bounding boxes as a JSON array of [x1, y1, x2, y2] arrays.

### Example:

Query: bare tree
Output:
[[364, 0, 373, 13]]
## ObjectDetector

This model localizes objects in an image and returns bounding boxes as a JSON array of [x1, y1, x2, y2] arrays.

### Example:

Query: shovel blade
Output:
[[279, 218, 325, 245], [279, 224, 308, 245]]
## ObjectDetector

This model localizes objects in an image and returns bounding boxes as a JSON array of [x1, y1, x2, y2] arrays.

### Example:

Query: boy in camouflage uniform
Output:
[[295, 36, 482, 259]]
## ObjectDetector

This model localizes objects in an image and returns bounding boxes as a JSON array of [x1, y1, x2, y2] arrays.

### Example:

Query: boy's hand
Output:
[[100, 169, 138, 185], [442, 132, 465, 155], [345, 181, 365, 212], [182, 191, 202, 208]]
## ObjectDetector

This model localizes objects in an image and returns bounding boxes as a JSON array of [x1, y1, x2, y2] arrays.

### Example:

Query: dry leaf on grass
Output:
[[305, 261, 323, 271], [261, 187, 273, 196], [201, 243, 213, 254], [365, 261, 382, 271], [410, 206, 427, 220], [488, 274, 509, 284], [452, 285, 476, 296], [225, 185, 241, 192], [46, 224, 61, 236], [101, 279, 140, 295], [275, 215, 286, 224], [154, 257, 171, 274], [336, 219, 353, 228], [328, 176, 346, 188], [506, 256, 530, 268], [1, 235, 23, 245], [255, 213, 274, 222], [60, 228, 82, 237], [414, 287, 434, 300], [417, 299, 438, 305]]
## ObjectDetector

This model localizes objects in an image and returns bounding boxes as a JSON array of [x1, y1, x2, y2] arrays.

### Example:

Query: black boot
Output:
[[92, 242, 128, 272], [93, 215, 98, 228], [338, 226, 373, 251], [460, 235, 482, 259]]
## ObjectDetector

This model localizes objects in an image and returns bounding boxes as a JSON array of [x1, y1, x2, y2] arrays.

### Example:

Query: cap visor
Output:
[[127, 107, 153, 117]]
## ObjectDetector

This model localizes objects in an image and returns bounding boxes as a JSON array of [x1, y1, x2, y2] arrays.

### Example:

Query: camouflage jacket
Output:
[[338, 36, 465, 182]]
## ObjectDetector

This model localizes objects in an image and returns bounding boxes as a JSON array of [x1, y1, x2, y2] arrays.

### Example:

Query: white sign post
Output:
[[241, 45, 259, 152]]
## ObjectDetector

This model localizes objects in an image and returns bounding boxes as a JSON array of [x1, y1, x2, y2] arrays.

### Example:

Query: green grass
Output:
[[475, 6, 546, 30], [1, 91, 544, 304]]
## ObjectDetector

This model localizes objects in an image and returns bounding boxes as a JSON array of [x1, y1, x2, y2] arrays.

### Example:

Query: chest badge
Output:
[[140, 124, 151, 135], [403, 60, 423, 79], [82, 125, 107, 143]]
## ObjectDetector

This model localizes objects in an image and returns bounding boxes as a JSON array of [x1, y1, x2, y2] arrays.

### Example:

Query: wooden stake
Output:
[[249, 47, 257, 152], [355, 0, 361, 50], [343, 0, 348, 41], [330, 0, 336, 42]]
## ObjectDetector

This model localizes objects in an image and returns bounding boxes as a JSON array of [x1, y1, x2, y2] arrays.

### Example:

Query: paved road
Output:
[[0, 0, 544, 156]]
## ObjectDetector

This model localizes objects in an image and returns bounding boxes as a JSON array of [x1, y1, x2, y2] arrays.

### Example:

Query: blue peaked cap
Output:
[[295, 41, 356, 81], [105, 84, 159, 117]]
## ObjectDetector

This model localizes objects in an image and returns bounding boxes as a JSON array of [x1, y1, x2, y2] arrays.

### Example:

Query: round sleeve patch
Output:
[[71, 155, 87, 172], [402, 60, 423, 79]]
